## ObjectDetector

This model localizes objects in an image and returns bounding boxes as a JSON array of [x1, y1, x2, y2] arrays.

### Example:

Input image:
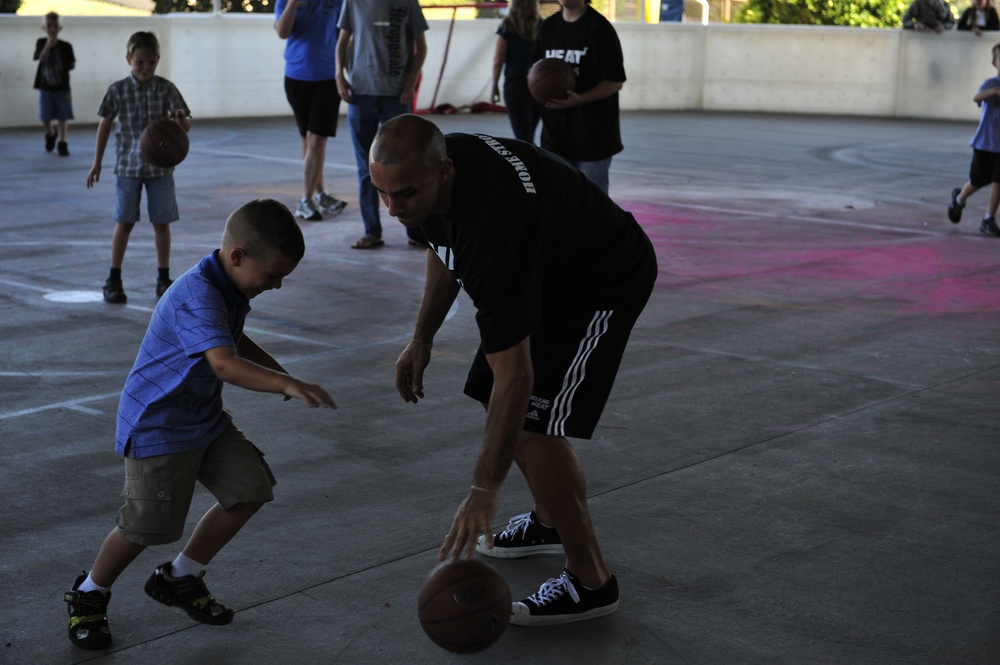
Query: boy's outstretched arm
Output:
[[204, 344, 336, 409]]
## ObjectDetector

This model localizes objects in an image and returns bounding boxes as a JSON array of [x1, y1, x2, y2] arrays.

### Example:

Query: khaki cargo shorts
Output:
[[115, 421, 276, 546]]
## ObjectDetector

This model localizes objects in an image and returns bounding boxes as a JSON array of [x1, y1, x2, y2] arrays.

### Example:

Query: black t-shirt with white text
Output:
[[533, 7, 625, 161], [415, 133, 654, 354]]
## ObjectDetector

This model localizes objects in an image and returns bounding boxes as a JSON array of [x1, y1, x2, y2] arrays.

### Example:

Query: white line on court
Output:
[[0, 392, 120, 420], [0, 371, 117, 377], [189, 146, 358, 173]]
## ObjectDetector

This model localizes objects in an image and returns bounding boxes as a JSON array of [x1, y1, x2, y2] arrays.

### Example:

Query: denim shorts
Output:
[[113, 175, 179, 224], [38, 89, 74, 123], [115, 421, 276, 546]]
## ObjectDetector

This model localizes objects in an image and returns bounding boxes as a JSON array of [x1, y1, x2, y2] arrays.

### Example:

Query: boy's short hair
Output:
[[222, 199, 305, 262], [127, 31, 160, 59], [44, 11, 60, 23]]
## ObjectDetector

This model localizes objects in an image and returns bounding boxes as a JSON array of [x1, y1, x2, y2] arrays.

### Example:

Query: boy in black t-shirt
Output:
[[33, 12, 76, 156], [371, 114, 656, 626], [532, 0, 625, 193]]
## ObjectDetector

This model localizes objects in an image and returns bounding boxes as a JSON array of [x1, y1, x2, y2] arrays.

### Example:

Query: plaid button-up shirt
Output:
[[97, 73, 190, 178]]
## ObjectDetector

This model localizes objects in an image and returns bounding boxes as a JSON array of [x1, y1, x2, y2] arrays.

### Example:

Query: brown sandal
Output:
[[352, 234, 385, 249]]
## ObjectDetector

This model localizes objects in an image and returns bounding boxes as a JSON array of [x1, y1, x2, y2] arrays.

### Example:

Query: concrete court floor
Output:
[[0, 110, 998, 665]]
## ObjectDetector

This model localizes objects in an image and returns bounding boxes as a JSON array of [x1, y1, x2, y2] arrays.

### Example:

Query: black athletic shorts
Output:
[[969, 148, 1000, 188], [464, 269, 656, 440], [284, 77, 341, 138]]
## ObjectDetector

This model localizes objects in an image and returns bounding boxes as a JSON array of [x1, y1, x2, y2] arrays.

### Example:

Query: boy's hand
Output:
[[283, 379, 337, 409], [87, 166, 101, 188]]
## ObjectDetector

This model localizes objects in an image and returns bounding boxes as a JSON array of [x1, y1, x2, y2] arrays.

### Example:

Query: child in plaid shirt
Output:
[[87, 31, 191, 304]]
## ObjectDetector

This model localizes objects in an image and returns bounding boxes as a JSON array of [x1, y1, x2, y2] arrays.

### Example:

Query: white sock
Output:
[[77, 572, 110, 595], [170, 552, 205, 578]]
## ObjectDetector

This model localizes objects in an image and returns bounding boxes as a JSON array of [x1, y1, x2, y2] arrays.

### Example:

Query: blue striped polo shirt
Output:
[[116, 251, 250, 459]]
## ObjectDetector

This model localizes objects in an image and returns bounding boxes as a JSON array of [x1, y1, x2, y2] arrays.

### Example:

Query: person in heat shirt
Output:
[[371, 114, 656, 626], [533, 0, 625, 194]]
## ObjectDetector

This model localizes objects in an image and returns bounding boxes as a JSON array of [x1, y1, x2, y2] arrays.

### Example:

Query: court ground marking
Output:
[[0, 392, 121, 420], [0, 252, 459, 421], [189, 145, 358, 173]]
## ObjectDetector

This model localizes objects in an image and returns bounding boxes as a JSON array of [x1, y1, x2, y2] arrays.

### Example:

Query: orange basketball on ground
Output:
[[417, 559, 511, 653], [527, 58, 576, 104], [139, 118, 189, 168]]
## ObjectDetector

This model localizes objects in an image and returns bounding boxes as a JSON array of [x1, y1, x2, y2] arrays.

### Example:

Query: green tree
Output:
[[0, 0, 22, 12], [153, 0, 275, 13], [736, 0, 909, 27]]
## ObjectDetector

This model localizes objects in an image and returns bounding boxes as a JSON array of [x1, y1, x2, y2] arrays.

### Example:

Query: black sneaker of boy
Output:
[[64, 572, 112, 650], [144, 562, 234, 625], [948, 187, 964, 224]]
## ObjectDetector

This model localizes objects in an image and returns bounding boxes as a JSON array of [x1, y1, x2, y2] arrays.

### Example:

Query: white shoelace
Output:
[[529, 571, 580, 606], [498, 511, 535, 540]]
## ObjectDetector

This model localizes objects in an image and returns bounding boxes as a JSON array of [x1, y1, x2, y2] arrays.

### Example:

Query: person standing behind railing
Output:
[[903, 0, 957, 32], [957, 0, 1000, 34]]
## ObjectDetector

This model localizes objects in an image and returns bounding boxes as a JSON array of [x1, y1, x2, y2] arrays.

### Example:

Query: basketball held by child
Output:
[[527, 58, 576, 104], [139, 118, 189, 169], [417, 559, 511, 653]]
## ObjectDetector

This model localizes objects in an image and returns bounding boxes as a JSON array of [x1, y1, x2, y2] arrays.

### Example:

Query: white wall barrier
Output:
[[0, 14, 992, 129]]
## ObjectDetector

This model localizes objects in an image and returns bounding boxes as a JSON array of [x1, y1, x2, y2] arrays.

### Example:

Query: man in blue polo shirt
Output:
[[63, 199, 336, 651]]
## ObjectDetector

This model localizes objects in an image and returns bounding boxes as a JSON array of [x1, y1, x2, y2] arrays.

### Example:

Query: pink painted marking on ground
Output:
[[627, 202, 1000, 313]]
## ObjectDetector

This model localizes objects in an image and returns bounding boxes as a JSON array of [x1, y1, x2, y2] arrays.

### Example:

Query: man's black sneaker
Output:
[[156, 277, 173, 298], [144, 562, 234, 625], [475, 511, 564, 558], [948, 188, 964, 224], [103, 279, 127, 304], [980, 216, 1000, 237], [64, 572, 112, 650], [58, 141, 70, 156], [510, 570, 619, 626], [45, 131, 57, 152]]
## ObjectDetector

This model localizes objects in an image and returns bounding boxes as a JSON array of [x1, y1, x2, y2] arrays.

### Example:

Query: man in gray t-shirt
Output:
[[336, 0, 428, 249]]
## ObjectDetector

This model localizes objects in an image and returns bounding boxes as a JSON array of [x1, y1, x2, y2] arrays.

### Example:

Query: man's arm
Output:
[[473, 338, 533, 491], [395, 252, 461, 403], [438, 336, 534, 562]]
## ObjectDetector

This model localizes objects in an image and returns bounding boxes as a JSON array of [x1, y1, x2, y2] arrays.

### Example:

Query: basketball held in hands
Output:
[[527, 58, 576, 104]]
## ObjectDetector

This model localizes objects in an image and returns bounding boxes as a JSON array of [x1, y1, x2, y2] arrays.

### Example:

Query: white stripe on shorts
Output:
[[547, 310, 613, 437]]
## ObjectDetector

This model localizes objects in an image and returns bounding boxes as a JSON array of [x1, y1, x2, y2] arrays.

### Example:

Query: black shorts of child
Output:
[[969, 148, 1000, 188], [284, 77, 341, 138], [463, 281, 655, 440]]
